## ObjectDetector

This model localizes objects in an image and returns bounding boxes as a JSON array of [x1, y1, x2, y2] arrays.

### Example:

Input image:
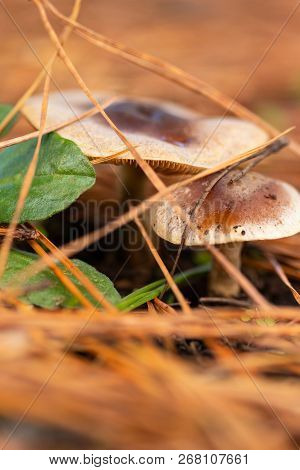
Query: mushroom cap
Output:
[[22, 90, 268, 174], [150, 171, 300, 245]]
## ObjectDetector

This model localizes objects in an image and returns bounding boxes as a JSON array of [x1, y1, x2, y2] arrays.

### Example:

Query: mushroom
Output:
[[150, 170, 300, 297], [22, 89, 270, 209], [22, 90, 268, 175]]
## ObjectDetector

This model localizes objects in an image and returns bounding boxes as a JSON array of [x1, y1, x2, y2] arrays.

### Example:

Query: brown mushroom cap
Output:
[[150, 171, 300, 245], [22, 90, 268, 174]]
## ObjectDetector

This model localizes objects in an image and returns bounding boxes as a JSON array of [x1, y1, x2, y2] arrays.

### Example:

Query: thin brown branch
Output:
[[134, 216, 191, 314], [0, 105, 99, 151], [0, 74, 51, 279], [34, 226, 119, 314], [160, 167, 232, 299], [228, 137, 288, 184], [199, 297, 252, 308], [34, 0, 165, 193], [163, 136, 287, 288], [206, 245, 271, 309], [244, 256, 300, 281], [0, 94, 117, 152], [28, 239, 93, 308], [266, 252, 300, 305], [168, 167, 232, 283], [0, 0, 82, 135]]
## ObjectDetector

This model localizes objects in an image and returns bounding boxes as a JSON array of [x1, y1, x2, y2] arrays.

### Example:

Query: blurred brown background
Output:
[[1, 0, 300, 182]]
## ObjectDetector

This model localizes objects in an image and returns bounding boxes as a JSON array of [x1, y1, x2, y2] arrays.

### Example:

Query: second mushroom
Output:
[[150, 170, 300, 297]]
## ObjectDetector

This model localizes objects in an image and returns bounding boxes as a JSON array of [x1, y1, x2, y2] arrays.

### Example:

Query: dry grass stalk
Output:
[[34, 0, 165, 193], [0, 74, 51, 279], [266, 253, 300, 304], [28, 239, 93, 308], [256, 236, 300, 261], [0, 0, 82, 135], [134, 216, 191, 314], [244, 256, 300, 281], [206, 245, 271, 308], [0, 105, 99, 151], [34, 227, 119, 314], [0, 95, 119, 152]]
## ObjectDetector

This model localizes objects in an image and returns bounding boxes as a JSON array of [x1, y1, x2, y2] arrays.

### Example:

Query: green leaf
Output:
[[0, 249, 121, 309], [117, 263, 211, 311], [0, 103, 19, 137], [0, 132, 96, 222]]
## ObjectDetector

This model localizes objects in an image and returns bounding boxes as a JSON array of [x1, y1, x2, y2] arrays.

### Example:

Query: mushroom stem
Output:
[[121, 165, 146, 203], [120, 165, 154, 286], [208, 243, 243, 298]]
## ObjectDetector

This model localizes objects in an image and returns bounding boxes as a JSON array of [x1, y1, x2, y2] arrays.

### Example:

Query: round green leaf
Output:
[[0, 132, 96, 222], [0, 249, 121, 309]]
